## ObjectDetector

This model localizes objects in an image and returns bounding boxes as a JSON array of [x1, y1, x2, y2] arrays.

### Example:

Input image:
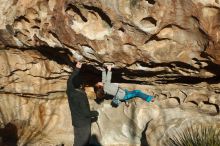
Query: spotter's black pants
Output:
[[74, 124, 91, 146]]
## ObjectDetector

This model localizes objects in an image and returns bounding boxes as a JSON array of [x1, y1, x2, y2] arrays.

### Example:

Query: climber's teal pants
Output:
[[124, 90, 153, 102]]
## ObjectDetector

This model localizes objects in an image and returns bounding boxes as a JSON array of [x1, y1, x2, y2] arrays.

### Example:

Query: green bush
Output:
[[167, 125, 220, 146], [130, 0, 139, 6]]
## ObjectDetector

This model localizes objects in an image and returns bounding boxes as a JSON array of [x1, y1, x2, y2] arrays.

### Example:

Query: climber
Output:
[[66, 61, 99, 146], [94, 63, 154, 107]]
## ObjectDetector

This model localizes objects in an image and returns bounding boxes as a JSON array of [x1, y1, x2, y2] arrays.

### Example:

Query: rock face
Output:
[[0, 0, 220, 146]]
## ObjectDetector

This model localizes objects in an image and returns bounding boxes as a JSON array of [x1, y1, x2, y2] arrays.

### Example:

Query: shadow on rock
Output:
[[141, 120, 151, 146], [89, 134, 102, 146], [0, 122, 18, 146]]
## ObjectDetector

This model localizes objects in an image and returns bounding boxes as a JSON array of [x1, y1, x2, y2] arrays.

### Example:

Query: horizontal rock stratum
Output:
[[0, 0, 220, 146]]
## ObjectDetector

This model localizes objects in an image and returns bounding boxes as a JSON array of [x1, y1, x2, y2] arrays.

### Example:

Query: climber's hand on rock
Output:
[[107, 65, 112, 71], [76, 61, 82, 69]]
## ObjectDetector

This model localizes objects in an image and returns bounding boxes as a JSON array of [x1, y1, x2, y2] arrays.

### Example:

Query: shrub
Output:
[[167, 125, 220, 146], [131, 0, 140, 6]]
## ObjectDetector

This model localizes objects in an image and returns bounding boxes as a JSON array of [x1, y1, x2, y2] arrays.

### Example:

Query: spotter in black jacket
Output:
[[66, 68, 98, 127]]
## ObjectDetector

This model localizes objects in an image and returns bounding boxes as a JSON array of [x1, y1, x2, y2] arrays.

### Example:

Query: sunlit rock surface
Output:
[[0, 0, 220, 145]]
